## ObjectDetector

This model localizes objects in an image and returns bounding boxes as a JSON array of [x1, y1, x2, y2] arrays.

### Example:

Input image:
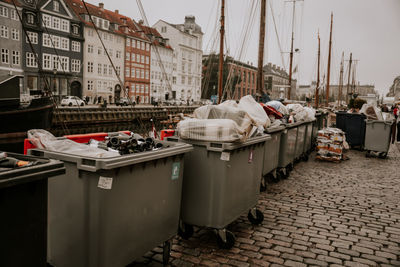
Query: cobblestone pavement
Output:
[[133, 144, 400, 267]]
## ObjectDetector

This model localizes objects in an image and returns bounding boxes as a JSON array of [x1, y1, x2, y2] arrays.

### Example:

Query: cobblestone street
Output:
[[134, 144, 400, 267]]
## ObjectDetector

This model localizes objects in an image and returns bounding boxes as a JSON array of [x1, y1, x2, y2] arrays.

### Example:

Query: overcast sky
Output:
[[89, 0, 400, 96]]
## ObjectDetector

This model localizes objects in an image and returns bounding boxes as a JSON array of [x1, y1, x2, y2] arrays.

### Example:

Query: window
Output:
[[9, 28, 20, 43], [126, 38, 130, 46], [103, 20, 109, 29], [125, 67, 130, 77], [27, 13, 35, 24], [61, 56, 69, 71], [108, 49, 113, 57], [116, 51, 121, 58], [131, 53, 134, 61], [116, 66, 121, 75], [42, 53, 51, 69], [52, 17, 60, 30], [71, 41, 80, 52], [11, 9, 18, 20], [52, 55, 58, 70], [181, 75, 185, 84], [26, 52, 37, 67], [0, 26, 8, 38], [145, 56, 149, 64], [103, 64, 107, 75], [136, 69, 140, 78], [98, 47, 102, 55], [141, 55, 144, 64], [12, 51, 19, 65], [26, 31, 38, 44], [145, 70, 149, 79], [53, 1, 60, 12], [108, 65, 112, 75], [131, 68, 135, 78], [125, 52, 130, 60], [98, 63, 102, 74], [72, 25, 79, 35], [27, 75, 38, 90], [42, 14, 51, 28], [71, 59, 80, 72], [97, 80, 102, 91], [52, 35, 60, 49], [87, 44, 93, 53], [1, 49, 9, 64], [161, 26, 166, 33], [61, 19, 69, 32], [141, 41, 144, 50], [61, 37, 69, 50], [87, 62, 93, 73], [188, 77, 192, 85], [0, 6, 8, 17], [11, 29, 19, 41], [141, 69, 144, 79], [131, 39, 135, 48], [87, 80, 93, 90], [146, 43, 150, 51]]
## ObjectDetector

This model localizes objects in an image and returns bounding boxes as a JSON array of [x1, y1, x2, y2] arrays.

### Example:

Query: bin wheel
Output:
[[379, 152, 387, 159], [248, 209, 264, 225], [178, 222, 194, 239], [216, 230, 235, 249], [260, 177, 267, 192], [162, 240, 171, 265]]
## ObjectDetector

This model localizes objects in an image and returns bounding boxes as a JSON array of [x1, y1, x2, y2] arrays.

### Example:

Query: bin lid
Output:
[[28, 141, 193, 172], [0, 152, 65, 189], [167, 135, 270, 152], [264, 125, 286, 134]]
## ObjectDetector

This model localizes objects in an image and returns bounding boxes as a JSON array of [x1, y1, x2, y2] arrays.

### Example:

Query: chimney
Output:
[[268, 62, 272, 67], [98, 3, 104, 10], [115, 10, 119, 14], [138, 19, 144, 25], [273, 64, 276, 69]]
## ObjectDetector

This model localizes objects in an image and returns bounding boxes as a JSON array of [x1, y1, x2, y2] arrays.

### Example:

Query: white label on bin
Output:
[[98, 176, 113, 189], [220, 152, 230, 161], [248, 149, 254, 163]]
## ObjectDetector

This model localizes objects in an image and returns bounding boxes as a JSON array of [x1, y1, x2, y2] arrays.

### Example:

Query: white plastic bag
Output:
[[360, 104, 383, 120], [27, 129, 120, 158], [239, 95, 270, 128], [177, 118, 247, 142], [304, 107, 316, 121]]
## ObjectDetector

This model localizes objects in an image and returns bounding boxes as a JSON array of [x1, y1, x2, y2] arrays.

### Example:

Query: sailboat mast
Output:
[[315, 31, 320, 109], [338, 52, 344, 107], [288, 1, 296, 100], [325, 12, 333, 107], [346, 53, 352, 104], [257, 0, 267, 97], [217, 0, 225, 104]]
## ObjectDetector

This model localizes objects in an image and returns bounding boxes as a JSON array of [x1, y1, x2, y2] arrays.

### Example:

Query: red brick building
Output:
[[105, 11, 151, 104]]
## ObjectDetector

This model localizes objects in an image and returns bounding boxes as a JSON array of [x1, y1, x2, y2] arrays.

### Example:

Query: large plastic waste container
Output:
[[167, 135, 268, 249], [277, 122, 299, 178], [335, 111, 347, 130], [364, 120, 393, 158], [295, 122, 307, 161], [303, 120, 315, 157], [315, 112, 323, 130], [0, 152, 65, 267], [262, 126, 285, 185], [341, 113, 366, 149], [28, 139, 192, 267]]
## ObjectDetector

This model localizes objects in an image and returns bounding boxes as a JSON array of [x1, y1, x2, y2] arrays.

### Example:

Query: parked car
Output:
[[61, 96, 85, 106], [115, 98, 134, 106]]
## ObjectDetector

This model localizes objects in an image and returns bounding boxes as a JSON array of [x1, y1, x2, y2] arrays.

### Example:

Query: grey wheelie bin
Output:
[[0, 152, 65, 267], [167, 135, 268, 249], [277, 122, 299, 179], [28, 140, 192, 267], [303, 119, 316, 157], [364, 119, 394, 158], [311, 117, 319, 147], [295, 121, 307, 161], [315, 112, 323, 130], [261, 126, 285, 187]]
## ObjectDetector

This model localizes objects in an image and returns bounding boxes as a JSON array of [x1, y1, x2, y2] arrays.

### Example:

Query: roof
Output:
[[64, 0, 148, 41], [0, 0, 21, 7], [139, 24, 172, 50], [263, 63, 289, 78]]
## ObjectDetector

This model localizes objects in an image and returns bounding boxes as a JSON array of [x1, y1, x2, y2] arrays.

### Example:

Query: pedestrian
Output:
[[396, 105, 400, 142], [394, 105, 398, 120]]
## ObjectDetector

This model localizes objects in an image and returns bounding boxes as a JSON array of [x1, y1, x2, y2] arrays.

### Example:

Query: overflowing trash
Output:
[[27, 130, 166, 158], [316, 128, 347, 162]]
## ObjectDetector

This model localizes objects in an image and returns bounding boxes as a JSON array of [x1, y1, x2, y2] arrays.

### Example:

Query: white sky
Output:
[[88, 0, 400, 96]]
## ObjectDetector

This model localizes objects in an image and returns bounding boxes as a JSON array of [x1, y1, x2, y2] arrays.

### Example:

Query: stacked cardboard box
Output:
[[316, 128, 345, 162]]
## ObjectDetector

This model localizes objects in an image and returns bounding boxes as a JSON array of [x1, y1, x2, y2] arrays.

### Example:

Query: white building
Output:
[[66, 1, 125, 103], [153, 16, 203, 101]]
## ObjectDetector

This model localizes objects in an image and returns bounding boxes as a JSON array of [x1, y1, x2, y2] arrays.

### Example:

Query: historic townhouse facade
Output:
[[141, 24, 173, 103], [106, 13, 150, 104], [65, 0, 124, 103], [15, 0, 84, 99], [0, 0, 23, 91], [153, 16, 203, 101]]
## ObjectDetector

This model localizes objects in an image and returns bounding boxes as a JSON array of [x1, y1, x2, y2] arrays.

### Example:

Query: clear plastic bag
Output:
[[177, 118, 247, 142], [266, 100, 289, 115], [27, 129, 120, 158], [239, 95, 270, 128]]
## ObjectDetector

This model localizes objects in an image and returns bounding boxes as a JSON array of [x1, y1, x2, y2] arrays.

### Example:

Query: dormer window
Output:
[[103, 20, 109, 30], [26, 12, 35, 24], [72, 25, 79, 35], [53, 1, 60, 12]]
